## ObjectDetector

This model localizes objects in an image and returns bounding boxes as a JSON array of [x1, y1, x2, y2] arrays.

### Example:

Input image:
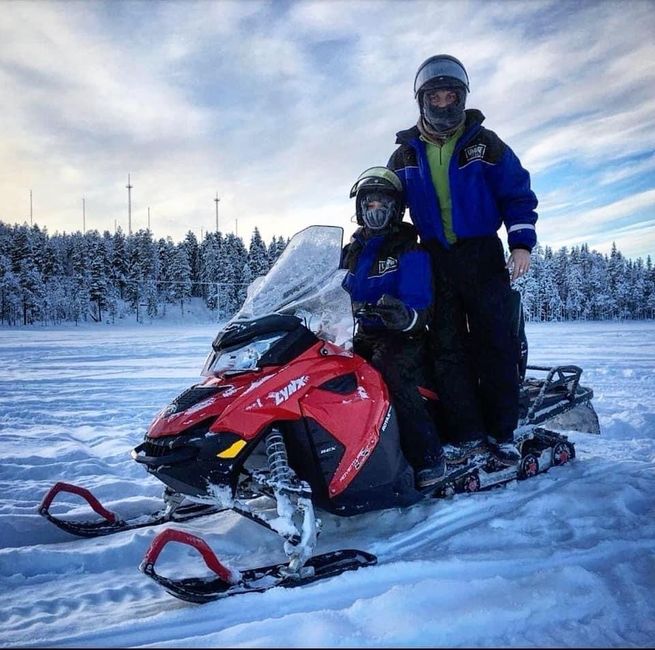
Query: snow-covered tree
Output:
[[170, 244, 192, 315]]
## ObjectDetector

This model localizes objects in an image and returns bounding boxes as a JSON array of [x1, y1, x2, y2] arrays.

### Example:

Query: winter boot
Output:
[[416, 451, 447, 489], [442, 438, 488, 464], [487, 437, 521, 466]]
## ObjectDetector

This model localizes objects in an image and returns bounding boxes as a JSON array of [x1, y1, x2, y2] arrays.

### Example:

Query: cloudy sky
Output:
[[1, 0, 654, 258]]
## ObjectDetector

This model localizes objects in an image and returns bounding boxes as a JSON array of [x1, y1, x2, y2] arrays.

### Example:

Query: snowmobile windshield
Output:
[[233, 225, 353, 347]]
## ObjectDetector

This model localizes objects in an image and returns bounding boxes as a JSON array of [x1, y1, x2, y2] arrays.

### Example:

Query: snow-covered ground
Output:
[[1, 321, 654, 648]]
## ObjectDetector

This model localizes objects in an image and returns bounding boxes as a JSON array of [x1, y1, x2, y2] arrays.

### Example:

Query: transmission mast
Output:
[[214, 192, 220, 233], [126, 174, 133, 235]]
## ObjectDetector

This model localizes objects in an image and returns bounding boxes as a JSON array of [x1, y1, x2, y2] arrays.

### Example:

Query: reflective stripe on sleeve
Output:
[[507, 223, 536, 233]]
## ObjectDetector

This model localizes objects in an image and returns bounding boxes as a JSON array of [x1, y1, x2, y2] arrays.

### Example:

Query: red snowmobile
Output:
[[40, 226, 600, 603]]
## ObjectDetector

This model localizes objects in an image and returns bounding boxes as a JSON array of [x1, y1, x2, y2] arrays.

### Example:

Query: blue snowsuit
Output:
[[341, 223, 442, 469], [388, 110, 538, 443]]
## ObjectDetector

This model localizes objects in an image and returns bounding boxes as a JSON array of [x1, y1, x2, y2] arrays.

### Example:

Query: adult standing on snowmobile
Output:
[[387, 54, 538, 466], [341, 166, 446, 489]]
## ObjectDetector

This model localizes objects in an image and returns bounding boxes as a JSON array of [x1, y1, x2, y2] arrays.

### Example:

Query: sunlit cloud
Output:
[[1, 0, 654, 260]]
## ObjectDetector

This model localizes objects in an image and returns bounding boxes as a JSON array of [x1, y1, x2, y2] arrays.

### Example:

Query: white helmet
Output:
[[349, 167, 405, 231]]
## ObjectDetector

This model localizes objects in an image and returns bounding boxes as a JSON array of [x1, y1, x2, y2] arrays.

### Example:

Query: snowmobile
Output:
[[39, 225, 600, 604]]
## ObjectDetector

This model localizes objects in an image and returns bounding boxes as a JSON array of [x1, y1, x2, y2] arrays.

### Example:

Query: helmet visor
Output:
[[414, 56, 469, 96], [349, 166, 403, 198]]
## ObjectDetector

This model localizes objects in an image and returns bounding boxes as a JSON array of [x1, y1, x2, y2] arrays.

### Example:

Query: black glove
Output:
[[375, 294, 416, 331]]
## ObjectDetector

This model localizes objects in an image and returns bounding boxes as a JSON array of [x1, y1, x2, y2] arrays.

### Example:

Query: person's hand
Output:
[[375, 294, 414, 330], [507, 249, 531, 282]]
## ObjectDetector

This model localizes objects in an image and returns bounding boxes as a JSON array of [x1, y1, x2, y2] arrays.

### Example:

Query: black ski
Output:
[[39, 482, 224, 538], [139, 527, 377, 604], [144, 550, 378, 604]]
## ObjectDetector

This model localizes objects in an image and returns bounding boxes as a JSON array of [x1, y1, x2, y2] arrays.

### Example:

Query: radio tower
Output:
[[82, 197, 86, 233], [126, 174, 133, 235], [214, 192, 220, 233]]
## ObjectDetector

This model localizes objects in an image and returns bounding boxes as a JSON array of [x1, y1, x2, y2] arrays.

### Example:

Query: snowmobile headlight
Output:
[[205, 333, 285, 376]]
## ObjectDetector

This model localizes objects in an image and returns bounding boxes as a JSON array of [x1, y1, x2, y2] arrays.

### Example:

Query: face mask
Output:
[[421, 85, 466, 133], [360, 193, 396, 230]]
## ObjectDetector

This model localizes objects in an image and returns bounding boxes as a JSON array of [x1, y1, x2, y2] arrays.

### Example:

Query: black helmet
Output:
[[349, 167, 405, 231], [414, 54, 470, 96], [414, 55, 469, 134]]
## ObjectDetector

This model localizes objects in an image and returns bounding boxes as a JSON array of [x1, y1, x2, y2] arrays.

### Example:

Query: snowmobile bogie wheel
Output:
[[552, 441, 571, 466], [518, 453, 539, 480], [463, 473, 481, 493]]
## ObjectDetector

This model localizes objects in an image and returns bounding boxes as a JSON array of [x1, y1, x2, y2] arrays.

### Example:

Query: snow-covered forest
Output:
[[1, 220, 654, 326], [0, 222, 288, 326]]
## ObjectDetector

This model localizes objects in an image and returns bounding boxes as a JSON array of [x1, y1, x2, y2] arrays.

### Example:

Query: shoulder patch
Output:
[[464, 143, 486, 162], [377, 257, 398, 275], [457, 128, 505, 168]]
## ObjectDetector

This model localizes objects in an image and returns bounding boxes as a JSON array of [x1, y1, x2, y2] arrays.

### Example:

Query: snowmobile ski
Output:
[[39, 481, 224, 538], [139, 527, 377, 604]]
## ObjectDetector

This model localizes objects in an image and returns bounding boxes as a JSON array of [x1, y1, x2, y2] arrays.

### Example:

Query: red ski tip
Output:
[[39, 481, 117, 523], [141, 528, 241, 585]]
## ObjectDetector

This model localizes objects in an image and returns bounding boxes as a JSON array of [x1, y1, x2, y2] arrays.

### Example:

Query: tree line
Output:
[[514, 242, 655, 321], [1, 220, 654, 325], [0, 221, 287, 326]]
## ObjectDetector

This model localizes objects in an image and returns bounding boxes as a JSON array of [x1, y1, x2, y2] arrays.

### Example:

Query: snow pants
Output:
[[427, 235, 520, 444], [354, 331, 443, 469]]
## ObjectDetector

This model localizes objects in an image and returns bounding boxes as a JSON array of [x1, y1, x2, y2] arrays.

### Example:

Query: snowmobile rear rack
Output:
[[39, 481, 224, 538], [139, 527, 377, 604], [521, 364, 599, 434]]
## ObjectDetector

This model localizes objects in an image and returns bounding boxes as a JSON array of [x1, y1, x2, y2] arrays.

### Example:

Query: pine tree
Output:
[[88, 236, 109, 322], [170, 244, 192, 315], [199, 232, 224, 311], [0, 252, 21, 325], [111, 228, 128, 300], [157, 237, 176, 314], [183, 231, 201, 297], [248, 227, 269, 280]]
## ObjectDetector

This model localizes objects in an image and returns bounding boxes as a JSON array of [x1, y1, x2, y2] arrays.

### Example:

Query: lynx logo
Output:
[[268, 375, 309, 405], [377, 257, 398, 276], [464, 143, 486, 162]]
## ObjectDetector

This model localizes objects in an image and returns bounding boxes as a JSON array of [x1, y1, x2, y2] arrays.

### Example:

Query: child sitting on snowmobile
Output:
[[341, 166, 446, 489]]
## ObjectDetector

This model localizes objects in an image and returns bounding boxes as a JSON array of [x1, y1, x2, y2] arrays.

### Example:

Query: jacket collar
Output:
[[352, 222, 418, 245], [395, 108, 485, 146]]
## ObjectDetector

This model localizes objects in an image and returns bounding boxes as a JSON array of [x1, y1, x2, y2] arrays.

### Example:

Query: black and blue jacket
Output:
[[388, 109, 538, 252], [341, 223, 433, 335]]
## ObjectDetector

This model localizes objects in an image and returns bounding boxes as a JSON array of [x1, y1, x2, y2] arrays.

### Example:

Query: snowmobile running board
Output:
[[38, 482, 225, 538], [139, 527, 377, 604]]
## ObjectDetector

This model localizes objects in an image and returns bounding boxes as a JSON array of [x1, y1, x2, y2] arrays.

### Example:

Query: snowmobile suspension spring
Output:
[[265, 429, 293, 484]]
